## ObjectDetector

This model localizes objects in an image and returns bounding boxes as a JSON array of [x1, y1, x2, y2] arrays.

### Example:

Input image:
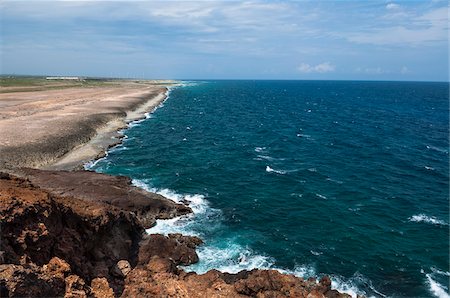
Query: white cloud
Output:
[[345, 6, 448, 45], [386, 3, 400, 10], [297, 62, 335, 73]]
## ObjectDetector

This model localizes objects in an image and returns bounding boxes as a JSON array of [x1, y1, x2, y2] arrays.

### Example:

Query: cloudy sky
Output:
[[1, 0, 448, 81]]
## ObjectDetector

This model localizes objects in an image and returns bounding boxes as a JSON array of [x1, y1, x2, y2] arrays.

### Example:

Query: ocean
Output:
[[88, 80, 449, 297]]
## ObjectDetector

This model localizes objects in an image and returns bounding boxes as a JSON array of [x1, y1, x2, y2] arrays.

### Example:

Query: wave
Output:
[[330, 273, 385, 298], [315, 193, 328, 199], [422, 268, 450, 298], [266, 166, 287, 175], [409, 214, 448, 226], [132, 178, 372, 298], [257, 155, 285, 161], [297, 133, 314, 140], [426, 145, 449, 154], [255, 146, 266, 153]]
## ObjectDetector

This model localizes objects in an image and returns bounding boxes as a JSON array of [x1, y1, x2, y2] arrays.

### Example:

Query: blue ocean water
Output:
[[89, 81, 449, 297]]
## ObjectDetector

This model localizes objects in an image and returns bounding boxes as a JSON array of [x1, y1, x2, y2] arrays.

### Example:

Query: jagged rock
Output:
[[91, 277, 115, 298], [0, 259, 69, 297], [138, 234, 202, 266], [19, 168, 192, 228], [0, 171, 355, 298], [111, 260, 132, 278], [65, 275, 89, 298], [0, 173, 143, 293]]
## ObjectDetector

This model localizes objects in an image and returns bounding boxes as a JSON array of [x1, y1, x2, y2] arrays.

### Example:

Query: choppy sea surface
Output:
[[89, 80, 449, 298]]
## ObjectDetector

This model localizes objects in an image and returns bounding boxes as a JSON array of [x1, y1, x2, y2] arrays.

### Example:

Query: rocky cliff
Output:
[[0, 170, 353, 298]]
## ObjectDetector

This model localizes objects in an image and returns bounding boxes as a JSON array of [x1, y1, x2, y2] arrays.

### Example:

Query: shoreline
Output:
[[0, 80, 173, 171], [0, 80, 353, 298], [45, 87, 170, 171]]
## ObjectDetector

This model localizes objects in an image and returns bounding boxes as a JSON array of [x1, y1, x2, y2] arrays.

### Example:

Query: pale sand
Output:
[[0, 81, 172, 170]]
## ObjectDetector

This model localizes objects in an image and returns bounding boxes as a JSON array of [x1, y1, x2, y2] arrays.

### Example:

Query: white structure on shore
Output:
[[46, 76, 81, 80]]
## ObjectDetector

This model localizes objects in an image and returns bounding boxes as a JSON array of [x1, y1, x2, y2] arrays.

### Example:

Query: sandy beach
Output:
[[0, 79, 171, 170]]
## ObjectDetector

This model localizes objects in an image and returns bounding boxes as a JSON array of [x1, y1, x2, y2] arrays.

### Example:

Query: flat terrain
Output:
[[0, 77, 173, 169]]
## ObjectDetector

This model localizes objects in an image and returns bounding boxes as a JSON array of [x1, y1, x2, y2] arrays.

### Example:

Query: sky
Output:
[[0, 0, 448, 81]]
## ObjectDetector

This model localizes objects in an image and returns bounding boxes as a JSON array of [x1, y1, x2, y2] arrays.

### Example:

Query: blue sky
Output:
[[1, 1, 448, 81]]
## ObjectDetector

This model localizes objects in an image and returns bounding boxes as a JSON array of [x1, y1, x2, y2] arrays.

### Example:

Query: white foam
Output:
[[315, 193, 328, 200], [330, 273, 382, 298], [297, 133, 314, 140], [84, 84, 182, 170], [266, 166, 287, 175], [255, 146, 266, 153], [425, 273, 450, 298], [187, 244, 274, 274], [409, 214, 448, 226], [132, 178, 375, 298]]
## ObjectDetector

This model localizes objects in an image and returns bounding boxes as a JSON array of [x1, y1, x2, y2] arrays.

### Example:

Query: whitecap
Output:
[[297, 133, 312, 140], [330, 273, 383, 298], [315, 193, 327, 200], [266, 166, 287, 175], [132, 178, 374, 298], [255, 146, 266, 153], [409, 214, 448, 226], [425, 272, 450, 298], [424, 166, 435, 171]]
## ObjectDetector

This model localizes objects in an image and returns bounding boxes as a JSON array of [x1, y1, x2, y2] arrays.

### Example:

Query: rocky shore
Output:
[[1, 170, 351, 297], [0, 80, 354, 297]]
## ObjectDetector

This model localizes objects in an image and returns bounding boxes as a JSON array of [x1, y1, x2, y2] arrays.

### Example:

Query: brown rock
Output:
[[138, 234, 202, 266], [42, 257, 71, 279], [0, 173, 142, 294], [0, 171, 355, 298], [64, 274, 89, 298], [111, 260, 131, 278], [0, 263, 66, 297], [20, 168, 192, 228], [91, 277, 114, 298]]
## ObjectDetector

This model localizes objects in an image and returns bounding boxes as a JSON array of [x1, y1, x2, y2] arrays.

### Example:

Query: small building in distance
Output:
[[46, 76, 82, 80]]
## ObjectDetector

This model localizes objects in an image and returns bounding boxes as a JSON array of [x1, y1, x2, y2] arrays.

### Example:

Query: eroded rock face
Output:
[[18, 168, 192, 228], [122, 257, 352, 298], [0, 173, 142, 285], [138, 234, 203, 267], [0, 171, 354, 298]]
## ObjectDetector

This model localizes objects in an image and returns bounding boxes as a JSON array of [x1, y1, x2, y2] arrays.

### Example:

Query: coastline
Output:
[[45, 88, 169, 171], [0, 80, 353, 297], [0, 80, 172, 171]]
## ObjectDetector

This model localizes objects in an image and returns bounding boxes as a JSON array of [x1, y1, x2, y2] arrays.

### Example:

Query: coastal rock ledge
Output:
[[0, 170, 353, 298]]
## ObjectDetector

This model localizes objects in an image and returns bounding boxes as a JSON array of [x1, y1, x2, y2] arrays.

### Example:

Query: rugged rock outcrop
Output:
[[0, 170, 354, 298], [17, 168, 192, 228]]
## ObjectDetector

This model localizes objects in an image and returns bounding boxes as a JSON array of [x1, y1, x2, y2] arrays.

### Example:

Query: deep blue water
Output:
[[90, 80, 449, 297]]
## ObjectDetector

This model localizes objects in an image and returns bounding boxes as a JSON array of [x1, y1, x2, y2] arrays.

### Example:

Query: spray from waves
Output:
[[132, 178, 373, 298], [408, 214, 448, 226]]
